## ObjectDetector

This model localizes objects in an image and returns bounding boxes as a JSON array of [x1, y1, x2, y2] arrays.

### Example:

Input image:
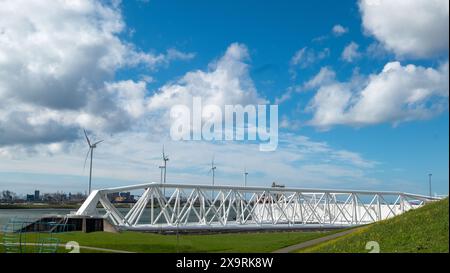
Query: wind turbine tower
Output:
[[244, 168, 249, 200], [210, 157, 217, 187], [161, 146, 169, 196], [159, 165, 165, 183], [83, 130, 103, 195], [244, 168, 248, 187], [162, 146, 169, 185], [209, 156, 217, 201]]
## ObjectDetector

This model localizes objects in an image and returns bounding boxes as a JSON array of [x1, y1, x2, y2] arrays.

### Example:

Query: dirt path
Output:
[[272, 227, 362, 253]]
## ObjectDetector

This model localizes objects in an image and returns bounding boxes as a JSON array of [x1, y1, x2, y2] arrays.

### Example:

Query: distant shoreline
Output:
[[0, 203, 135, 210], [0, 204, 80, 210]]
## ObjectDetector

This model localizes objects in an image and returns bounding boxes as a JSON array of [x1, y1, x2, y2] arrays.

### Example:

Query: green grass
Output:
[[1, 230, 333, 253], [5, 199, 446, 253], [299, 198, 449, 253]]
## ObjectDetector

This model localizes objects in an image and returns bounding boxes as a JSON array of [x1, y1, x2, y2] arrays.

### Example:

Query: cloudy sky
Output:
[[0, 0, 448, 195]]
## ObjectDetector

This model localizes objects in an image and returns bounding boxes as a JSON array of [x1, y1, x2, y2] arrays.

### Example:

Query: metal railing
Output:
[[73, 183, 440, 231]]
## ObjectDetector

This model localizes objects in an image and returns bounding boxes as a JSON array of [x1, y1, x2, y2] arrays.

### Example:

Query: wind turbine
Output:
[[209, 156, 217, 201], [83, 129, 103, 195], [244, 168, 249, 200], [209, 156, 217, 187], [161, 145, 169, 196], [244, 168, 249, 187], [162, 145, 169, 184]]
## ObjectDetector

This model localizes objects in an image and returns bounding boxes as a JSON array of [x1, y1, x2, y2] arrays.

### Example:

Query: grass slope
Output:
[[1, 230, 332, 253], [300, 198, 449, 253]]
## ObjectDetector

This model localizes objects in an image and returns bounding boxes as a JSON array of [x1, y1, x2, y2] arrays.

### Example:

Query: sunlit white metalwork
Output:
[[74, 183, 440, 231]]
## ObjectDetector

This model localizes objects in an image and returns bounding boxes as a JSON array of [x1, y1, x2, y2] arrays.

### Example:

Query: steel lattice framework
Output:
[[74, 183, 440, 231]]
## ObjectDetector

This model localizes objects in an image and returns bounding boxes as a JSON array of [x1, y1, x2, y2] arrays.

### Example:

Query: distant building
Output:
[[271, 182, 285, 188], [34, 190, 40, 201], [108, 192, 135, 203], [271, 182, 285, 202], [26, 194, 35, 202], [107, 192, 120, 202]]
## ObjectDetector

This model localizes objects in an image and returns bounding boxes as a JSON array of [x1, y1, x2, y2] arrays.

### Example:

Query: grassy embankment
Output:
[[0, 230, 334, 253], [2, 199, 447, 253], [299, 198, 449, 253]]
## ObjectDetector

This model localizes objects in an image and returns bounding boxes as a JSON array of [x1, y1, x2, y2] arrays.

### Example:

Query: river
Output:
[[0, 207, 215, 228]]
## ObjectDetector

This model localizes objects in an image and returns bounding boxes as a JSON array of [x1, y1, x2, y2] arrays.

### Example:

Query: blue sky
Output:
[[0, 0, 448, 196]]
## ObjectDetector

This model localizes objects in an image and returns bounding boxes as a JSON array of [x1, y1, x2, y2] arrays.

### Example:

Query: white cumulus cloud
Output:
[[307, 61, 449, 128], [0, 0, 194, 146], [359, 0, 449, 58], [148, 43, 265, 111]]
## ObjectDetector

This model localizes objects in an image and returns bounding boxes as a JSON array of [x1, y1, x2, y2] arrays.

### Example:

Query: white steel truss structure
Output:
[[73, 183, 440, 231]]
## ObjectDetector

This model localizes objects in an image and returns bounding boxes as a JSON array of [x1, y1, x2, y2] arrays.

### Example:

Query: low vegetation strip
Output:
[[298, 198, 449, 253], [1, 230, 333, 253]]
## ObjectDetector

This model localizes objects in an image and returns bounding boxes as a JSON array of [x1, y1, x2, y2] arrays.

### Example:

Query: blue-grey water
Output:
[[0, 206, 239, 229], [0, 209, 74, 227]]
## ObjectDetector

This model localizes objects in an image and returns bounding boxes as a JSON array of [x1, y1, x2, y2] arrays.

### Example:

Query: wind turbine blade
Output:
[[83, 129, 91, 146], [93, 140, 104, 146], [83, 148, 91, 170]]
